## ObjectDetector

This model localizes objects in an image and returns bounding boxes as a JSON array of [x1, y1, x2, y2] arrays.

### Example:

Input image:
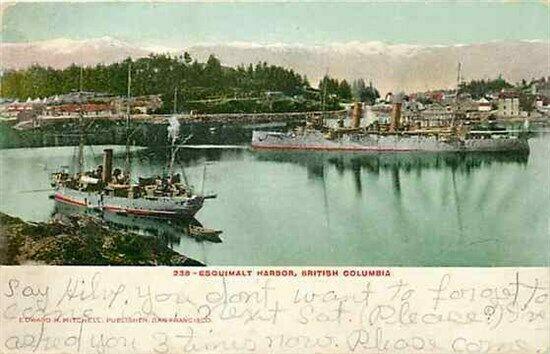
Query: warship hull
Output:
[[251, 130, 529, 152], [54, 187, 204, 219]]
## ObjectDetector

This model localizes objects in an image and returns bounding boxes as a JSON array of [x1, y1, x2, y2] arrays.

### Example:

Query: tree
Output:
[[459, 77, 512, 99], [338, 80, 352, 100], [204, 55, 223, 88], [183, 52, 192, 65], [519, 94, 535, 113], [303, 75, 310, 88], [318, 75, 339, 97], [363, 81, 380, 104], [352, 79, 380, 104], [352, 79, 366, 101]]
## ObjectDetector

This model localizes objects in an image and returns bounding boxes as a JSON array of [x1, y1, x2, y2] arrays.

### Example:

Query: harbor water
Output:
[[1, 134, 548, 266]]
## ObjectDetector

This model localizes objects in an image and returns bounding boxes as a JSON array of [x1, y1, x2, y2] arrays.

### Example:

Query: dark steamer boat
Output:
[[51, 65, 213, 219]]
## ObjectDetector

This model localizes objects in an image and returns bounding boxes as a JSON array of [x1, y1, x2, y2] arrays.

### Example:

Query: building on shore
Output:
[[1, 91, 163, 122], [498, 91, 520, 117], [476, 97, 493, 112]]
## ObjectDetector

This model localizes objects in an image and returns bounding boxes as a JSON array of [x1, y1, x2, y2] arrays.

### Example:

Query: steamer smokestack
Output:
[[351, 102, 362, 128], [390, 93, 403, 132], [102, 148, 113, 182]]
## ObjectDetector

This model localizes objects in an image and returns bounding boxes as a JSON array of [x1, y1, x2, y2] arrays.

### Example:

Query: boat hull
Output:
[[54, 188, 203, 219], [251, 130, 530, 152]]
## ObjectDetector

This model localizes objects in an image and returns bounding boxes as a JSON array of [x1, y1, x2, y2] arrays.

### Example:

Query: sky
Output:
[[1, 2, 548, 46]]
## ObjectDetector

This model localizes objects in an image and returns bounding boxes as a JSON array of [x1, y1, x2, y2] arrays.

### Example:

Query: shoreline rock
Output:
[[0, 212, 204, 266]]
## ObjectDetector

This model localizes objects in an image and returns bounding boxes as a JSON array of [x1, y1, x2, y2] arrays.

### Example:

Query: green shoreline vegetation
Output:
[[0, 53, 380, 114]]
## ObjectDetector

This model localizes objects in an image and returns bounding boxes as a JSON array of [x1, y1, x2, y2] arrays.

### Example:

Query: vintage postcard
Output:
[[0, 1, 548, 353]]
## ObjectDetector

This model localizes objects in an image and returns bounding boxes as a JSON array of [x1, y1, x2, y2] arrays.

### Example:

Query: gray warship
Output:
[[252, 99, 530, 153]]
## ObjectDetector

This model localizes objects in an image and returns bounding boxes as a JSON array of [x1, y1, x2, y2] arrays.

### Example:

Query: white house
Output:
[[476, 97, 492, 112]]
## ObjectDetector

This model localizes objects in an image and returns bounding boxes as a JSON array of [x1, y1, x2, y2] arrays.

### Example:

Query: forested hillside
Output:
[[1, 53, 362, 113]]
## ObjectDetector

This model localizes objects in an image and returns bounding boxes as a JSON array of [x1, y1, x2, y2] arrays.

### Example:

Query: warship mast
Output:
[[452, 62, 462, 128], [168, 86, 179, 180], [76, 66, 85, 176], [322, 68, 328, 125], [124, 62, 132, 182], [173, 86, 178, 115]]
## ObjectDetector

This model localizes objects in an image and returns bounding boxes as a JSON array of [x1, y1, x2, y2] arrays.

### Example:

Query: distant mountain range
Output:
[[2, 37, 548, 94]]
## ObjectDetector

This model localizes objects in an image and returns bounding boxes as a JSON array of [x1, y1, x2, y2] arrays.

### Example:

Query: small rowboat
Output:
[[188, 225, 223, 242]]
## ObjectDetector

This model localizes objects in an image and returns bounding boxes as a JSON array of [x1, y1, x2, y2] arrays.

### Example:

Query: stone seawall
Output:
[[20, 109, 348, 126], [171, 110, 348, 124]]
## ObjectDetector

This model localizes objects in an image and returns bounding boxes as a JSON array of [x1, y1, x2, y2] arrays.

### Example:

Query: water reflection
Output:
[[254, 150, 528, 176], [52, 202, 223, 247], [254, 150, 528, 193], [137, 146, 247, 170], [254, 149, 532, 246]]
